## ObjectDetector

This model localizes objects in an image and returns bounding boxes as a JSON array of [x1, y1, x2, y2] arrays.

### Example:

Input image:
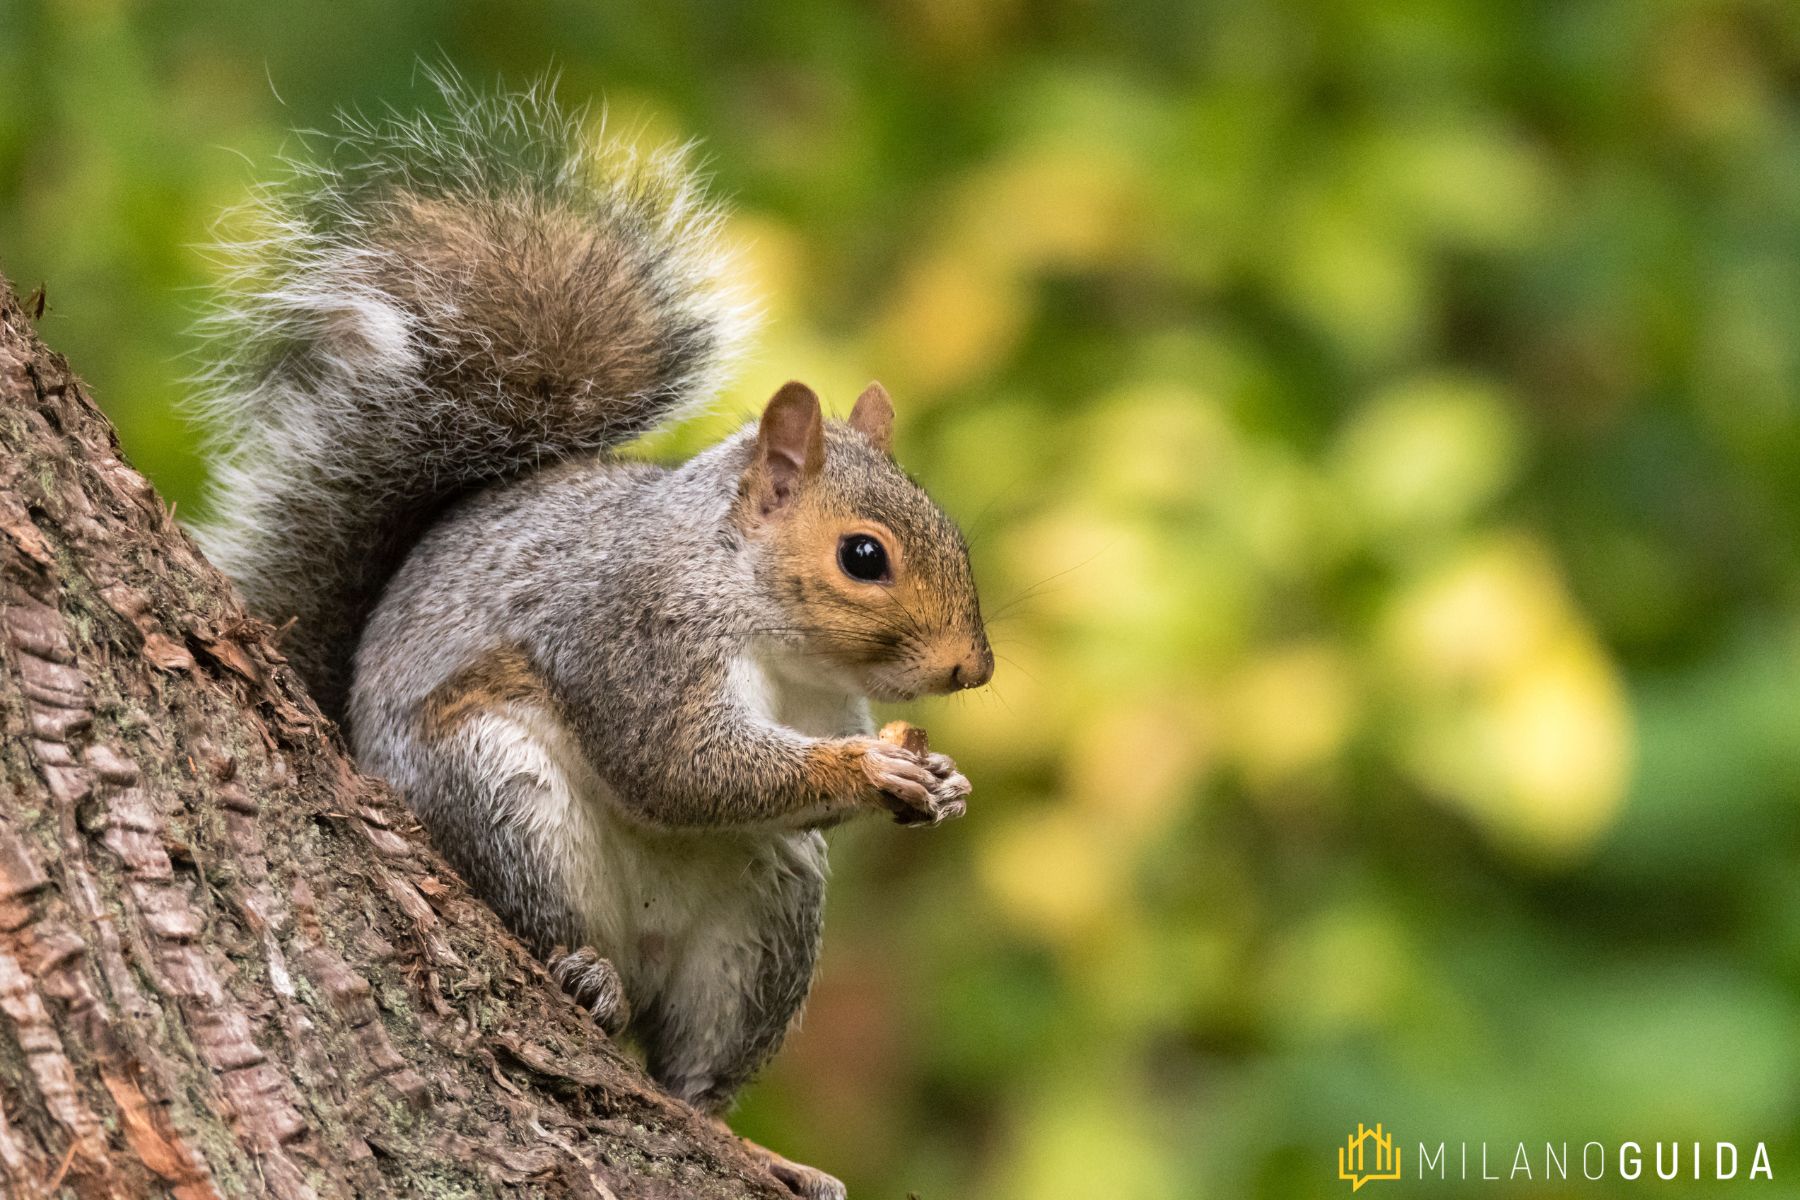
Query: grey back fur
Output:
[[190, 72, 753, 718]]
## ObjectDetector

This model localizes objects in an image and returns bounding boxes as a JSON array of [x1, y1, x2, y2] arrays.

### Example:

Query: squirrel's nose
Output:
[[952, 642, 994, 690]]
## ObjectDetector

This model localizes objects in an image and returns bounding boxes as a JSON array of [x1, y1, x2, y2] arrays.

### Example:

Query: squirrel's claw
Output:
[[869, 724, 970, 827], [929, 762, 971, 816], [711, 1117, 847, 1200], [766, 1156, 847, 1200], [912, 762, 970, 825], [861, 741, 938, 820], [551, 946, 631, 1038]]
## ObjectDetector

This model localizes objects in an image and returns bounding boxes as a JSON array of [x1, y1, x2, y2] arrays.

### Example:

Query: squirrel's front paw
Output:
[[551, 946, 630, 1038], [918, 749, 971, 823], [870, 722, 970, 827], [859, 740, 940, 821]]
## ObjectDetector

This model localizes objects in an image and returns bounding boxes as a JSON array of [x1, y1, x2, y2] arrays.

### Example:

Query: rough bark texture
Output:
[[0, 272, 789, 1199]]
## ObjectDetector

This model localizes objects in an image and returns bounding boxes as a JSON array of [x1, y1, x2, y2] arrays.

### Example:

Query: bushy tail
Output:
[[192, 74, 753, 720]]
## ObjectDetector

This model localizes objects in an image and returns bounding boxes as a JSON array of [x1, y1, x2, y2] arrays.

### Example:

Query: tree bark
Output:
[[0, 272, 788, 1199]]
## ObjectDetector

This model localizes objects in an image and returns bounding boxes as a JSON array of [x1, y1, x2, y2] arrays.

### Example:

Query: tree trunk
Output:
[[0, 273, 788, 1199]]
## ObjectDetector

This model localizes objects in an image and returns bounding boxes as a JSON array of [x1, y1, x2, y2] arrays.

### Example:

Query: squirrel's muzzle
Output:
[[949, 640, 994, 691]]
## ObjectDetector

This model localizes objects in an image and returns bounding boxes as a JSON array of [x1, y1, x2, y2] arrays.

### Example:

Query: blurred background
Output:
[[5, 2, 1800, 1196]]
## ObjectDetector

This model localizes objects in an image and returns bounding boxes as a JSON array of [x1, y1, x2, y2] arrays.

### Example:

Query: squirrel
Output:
[[191, 77, 990, 1200]]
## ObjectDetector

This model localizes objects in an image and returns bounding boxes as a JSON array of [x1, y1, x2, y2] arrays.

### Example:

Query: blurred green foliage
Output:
[[6, 1, 1800, 1196]]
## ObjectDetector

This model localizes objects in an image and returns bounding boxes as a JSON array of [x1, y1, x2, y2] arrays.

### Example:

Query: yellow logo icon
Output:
[[1339, 1122, 1402, 1191]]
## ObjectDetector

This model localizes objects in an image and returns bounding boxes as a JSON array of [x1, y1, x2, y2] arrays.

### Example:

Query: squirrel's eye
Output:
[[837, 534, 890, 583]]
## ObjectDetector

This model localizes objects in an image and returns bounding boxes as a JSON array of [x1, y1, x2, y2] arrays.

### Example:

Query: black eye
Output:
[[838, 534, 890, 583]]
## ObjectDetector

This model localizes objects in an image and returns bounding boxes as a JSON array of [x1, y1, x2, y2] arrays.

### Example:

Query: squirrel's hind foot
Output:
[[764, 1153, 847, 1200], [708, 1117, 846, 1200], [551, 946, 631, 1038]]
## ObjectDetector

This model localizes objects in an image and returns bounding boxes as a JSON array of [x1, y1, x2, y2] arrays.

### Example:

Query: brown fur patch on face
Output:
[[768, 507, 903, 664], [419, 643, 553, 741], [752, 424, 989, 692]]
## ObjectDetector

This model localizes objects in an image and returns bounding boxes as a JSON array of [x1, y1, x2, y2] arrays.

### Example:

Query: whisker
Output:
[[870, 586, 929, 640], [992, 651, 1038, 684], [739, 626, 910, 654], [984, 547, 1109, 622], [983, 680, 1016, 715], [959, 465, 1035, 548]]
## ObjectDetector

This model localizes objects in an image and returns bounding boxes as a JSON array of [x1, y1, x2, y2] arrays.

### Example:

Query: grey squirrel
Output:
[[193, 80, 991, 1200]]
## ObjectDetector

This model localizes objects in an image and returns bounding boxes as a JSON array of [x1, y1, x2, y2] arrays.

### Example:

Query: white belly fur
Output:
[[463, 644, 861, 1075]]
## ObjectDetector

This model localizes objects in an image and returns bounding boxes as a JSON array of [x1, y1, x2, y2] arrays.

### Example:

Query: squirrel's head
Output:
[[736, 381, 993, 702]]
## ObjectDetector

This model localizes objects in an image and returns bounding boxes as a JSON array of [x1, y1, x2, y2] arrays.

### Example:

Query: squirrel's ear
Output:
[[848, 382, 894, 454], [750, 381, 825, 517]]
